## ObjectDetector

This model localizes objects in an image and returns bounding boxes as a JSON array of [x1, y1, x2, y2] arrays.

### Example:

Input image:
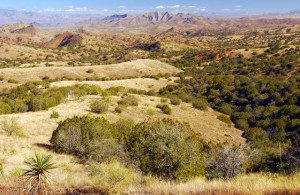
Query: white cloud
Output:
[[168, 5, 181, 9], [198, 8, 207, 12], [156, 5, 165, 9], [235, 5, 242, 8]]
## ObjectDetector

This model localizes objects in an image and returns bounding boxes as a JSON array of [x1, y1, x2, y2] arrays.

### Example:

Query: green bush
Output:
[[118, 95, 139, 107], [50, 111, 59, 119], [50, 116, 125, 162], [192, 99, 208, 111], [122, 119, 206, 180], [50, 116, 207, 180], [157, 104, 172, 115], [235, 119, 249, 130], [90, 99, 109, 114], [0, 101, 11, 114]]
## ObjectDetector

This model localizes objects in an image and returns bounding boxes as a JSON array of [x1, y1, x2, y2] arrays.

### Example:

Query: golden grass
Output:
[[142, 173, 300, 194], [0, 59, 181, 84], [51, 77, 178, 92]]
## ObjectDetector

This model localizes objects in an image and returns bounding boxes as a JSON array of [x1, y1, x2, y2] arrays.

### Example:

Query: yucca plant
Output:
[[23, 154, 56, 194]]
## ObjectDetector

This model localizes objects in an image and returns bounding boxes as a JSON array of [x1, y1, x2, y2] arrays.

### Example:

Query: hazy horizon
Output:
[[0, 0, 299, 17]]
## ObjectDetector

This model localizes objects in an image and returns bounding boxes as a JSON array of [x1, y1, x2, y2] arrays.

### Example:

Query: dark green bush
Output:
[[50, 116, 125, 162], [121, 119, 206, 180], [50, 116, 206, 180]]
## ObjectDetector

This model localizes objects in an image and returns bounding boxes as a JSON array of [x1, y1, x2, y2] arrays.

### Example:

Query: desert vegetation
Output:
[[0, 9, 299, 194]]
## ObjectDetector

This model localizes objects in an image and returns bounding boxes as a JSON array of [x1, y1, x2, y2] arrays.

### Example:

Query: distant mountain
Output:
[[103, 14, 128, 20], [0, 22, 30, 33], [77, 11, 300, 32], [0, 9, 55, 25], [0, 9, 299, 33]]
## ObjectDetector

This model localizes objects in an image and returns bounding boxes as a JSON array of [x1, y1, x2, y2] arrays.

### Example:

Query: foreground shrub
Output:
[[122, 119, 206, 180], [90, 99, 109, 114], [50, 116, 125, 162], [50, 116, 206, 180], [205, 145, 253, 180]]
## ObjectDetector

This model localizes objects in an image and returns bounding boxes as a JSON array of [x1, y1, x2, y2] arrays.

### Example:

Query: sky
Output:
[[0, 0, 299, 15]]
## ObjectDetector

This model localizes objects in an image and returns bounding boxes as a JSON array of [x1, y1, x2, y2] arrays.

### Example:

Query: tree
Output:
[[23, 154, 56, 194]]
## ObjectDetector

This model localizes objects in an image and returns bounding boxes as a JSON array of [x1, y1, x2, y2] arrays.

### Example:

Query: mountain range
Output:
[[0, 9, 299, 35]]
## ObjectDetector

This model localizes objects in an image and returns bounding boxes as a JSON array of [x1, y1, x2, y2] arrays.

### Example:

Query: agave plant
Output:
[[23, 154, 56, 193]]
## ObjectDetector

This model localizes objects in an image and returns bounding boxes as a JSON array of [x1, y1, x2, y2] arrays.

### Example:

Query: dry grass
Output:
[[0, 59, 181, 83], [141, 173, 300, 194], [51, 77, 178, 92]]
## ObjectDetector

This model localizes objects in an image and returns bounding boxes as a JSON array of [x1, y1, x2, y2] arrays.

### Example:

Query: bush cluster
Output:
[[50, 116, 206, 180]]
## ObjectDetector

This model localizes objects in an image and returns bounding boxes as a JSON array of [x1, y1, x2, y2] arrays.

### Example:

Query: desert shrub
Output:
[[0, 76, 4, 81], [8, 99, 28, 113], [50, 111, 59, 119], [50, 116, 125, 162], [118, 95, 139, 107], [0, 161, 3, 175], [217, 115, 232, 127], [114, 106, 123, 114], [51, 116, 207, 180], [86, 69, 94, 74], [145, 108, 157, 116], [0, 101, 11, 114], [235, 119, 249, 130], [7, 79, 19, 84], [156, 104, 172, 115], [192, 99, 208, 111], [1, 118, 26, 137], [205, 145, 253, 180], [90, 99, 109, 114], [121, 119, 206, 180], [160, 98, 168, 103], [170, 97, 181, 105]]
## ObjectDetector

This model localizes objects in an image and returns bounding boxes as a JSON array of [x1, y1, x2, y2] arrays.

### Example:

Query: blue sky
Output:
[[0, 0, 299, 15]]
